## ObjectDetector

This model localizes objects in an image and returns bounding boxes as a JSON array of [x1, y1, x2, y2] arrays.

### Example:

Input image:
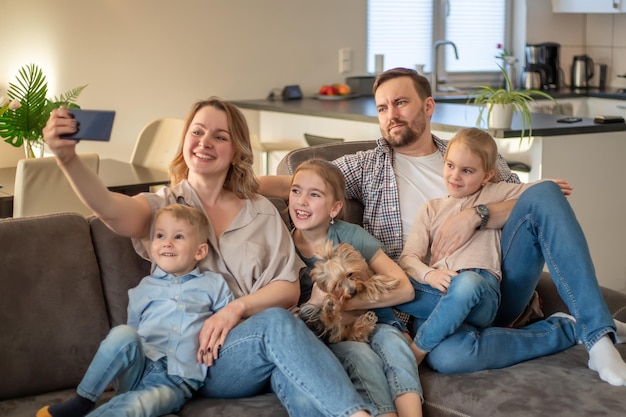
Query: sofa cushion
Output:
[[420, 344, 626, 417], [89, 216, 151, 327], [0, 213, 110, 400]]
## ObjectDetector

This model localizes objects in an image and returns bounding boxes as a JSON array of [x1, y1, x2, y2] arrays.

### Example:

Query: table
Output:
[[0, 159, 170, 218]]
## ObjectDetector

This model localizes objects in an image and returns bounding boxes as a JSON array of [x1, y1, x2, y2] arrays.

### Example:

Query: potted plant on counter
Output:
[[0, 64, 86, 158], [469, 64, 555, 138]]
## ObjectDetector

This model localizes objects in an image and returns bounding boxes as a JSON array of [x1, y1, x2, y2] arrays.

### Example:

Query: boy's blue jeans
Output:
[[77, 325, 193, 417]]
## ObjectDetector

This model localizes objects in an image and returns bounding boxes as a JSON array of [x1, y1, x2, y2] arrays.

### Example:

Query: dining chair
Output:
[[13, 153, 100, 217], [249, 132, 303, 175], [130, 117, 186, 171]]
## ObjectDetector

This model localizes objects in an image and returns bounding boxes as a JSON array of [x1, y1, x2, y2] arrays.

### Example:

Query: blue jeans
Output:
[[496, 181, 615, 350], [199, 308, 369, 417], [396, 269, 500, 352], [411, 182, 615, 373], [77, 325, 193, 417], [329, 324, 422, 416]]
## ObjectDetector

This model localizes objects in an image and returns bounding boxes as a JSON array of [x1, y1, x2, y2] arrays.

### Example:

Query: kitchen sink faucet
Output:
[[431, 40, 459, 93]]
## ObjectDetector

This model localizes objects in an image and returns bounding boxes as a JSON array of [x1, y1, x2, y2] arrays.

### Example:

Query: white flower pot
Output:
[[487, 103, 514, 129]]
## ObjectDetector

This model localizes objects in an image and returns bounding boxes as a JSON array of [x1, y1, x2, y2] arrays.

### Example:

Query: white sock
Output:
[[614, 319, 626, 344], [588, 335, 626, 386]]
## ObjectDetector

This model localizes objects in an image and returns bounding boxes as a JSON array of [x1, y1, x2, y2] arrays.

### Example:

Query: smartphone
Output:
[[594, 115, 625, 124], [62, 109, 116, 141]]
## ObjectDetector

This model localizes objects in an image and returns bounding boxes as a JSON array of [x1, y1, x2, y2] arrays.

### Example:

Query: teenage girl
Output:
[[289, 158, 422, 417]]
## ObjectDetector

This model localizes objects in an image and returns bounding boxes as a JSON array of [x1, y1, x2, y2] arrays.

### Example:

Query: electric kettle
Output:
[[571, 55, 594, 88]]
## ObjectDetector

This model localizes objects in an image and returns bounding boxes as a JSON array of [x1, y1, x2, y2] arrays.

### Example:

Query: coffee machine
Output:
[[524, 42, 561, 90]]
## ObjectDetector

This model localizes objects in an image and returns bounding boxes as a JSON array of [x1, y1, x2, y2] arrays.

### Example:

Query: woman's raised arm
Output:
[[43, 108, 153, 238]]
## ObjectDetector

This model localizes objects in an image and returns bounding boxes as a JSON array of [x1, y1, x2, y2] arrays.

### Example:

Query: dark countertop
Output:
[[232, 96, 626, 138]]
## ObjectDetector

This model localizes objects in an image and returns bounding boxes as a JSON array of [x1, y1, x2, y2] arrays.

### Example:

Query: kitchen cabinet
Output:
[[551, 0, 626, 13], [585, 98, 626, 118], [528, 97, 587, 117], [530, 97, 626, 118]]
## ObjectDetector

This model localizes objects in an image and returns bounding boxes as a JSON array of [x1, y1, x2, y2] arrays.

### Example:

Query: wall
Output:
[[0, 0, 367, 161], [525, 0, 626, 89], [3, 1, 624, 163]]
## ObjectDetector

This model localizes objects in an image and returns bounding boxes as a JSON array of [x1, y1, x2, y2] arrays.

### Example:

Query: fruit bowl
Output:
[[315, 94, 359, 101]]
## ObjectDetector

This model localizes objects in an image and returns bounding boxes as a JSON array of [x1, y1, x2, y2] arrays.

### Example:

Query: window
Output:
[[367, 0, 509, 76]]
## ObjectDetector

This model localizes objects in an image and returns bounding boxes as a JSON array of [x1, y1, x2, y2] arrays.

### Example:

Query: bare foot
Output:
[[402, 331, 427, 365]]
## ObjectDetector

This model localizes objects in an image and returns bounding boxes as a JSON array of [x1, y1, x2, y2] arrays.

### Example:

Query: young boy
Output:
[[37, 204, 234, 417]]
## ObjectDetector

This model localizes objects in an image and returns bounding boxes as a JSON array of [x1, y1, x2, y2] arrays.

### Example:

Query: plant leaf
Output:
[[0, 64, 86, 148]]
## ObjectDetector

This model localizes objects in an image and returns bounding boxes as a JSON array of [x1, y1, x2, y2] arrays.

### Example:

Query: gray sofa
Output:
[[1, 141, 625, 417]]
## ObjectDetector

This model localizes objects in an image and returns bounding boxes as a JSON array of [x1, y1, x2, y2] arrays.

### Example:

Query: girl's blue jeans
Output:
[[76, 325, 193, 417], [396, 269, 501, 353], [329, 324, 422, 416], [398, 182, 615, 374]]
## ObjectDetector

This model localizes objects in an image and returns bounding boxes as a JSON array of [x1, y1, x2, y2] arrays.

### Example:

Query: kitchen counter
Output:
[[232, 97, 625, 139]]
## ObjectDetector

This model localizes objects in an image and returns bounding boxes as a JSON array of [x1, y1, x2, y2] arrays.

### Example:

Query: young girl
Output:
[[289, 159, 423, 417], [397, 127, 546, 364]]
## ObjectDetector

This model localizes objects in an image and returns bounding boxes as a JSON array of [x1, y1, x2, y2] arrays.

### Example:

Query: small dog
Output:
[[298, 242, 399, 343]]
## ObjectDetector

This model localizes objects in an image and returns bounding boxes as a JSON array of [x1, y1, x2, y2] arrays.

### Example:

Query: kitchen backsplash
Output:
[[525, 0, 626, 89]]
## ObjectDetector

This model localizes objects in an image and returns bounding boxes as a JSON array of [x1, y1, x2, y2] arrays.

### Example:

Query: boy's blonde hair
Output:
[[444, 128, 499, 183], [154, 204, 209, 242]]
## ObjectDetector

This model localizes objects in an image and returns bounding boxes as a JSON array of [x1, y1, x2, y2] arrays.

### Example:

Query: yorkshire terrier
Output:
[[298, 242, 399, 343]]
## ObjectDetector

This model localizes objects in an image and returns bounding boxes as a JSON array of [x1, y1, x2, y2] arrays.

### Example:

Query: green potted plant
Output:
[[0, 64, 87, 158], [469, 64, 555, 138]]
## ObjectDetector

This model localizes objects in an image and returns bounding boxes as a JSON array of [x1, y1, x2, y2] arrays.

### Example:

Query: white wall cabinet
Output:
[[585, 98, 626, 118], [552, 0, 625, 13]]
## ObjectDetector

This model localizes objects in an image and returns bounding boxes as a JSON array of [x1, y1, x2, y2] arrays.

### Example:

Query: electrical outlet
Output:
[[339, 48, 352, 74]]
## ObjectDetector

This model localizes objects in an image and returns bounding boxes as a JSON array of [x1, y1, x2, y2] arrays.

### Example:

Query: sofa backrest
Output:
[[0, 213, 111, 400], [276, 140, 377, 225], [89, 217, 151, 327]]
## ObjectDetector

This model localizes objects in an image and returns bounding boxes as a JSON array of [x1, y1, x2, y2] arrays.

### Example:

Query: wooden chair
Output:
[[130, 118, 185, 170], [13, 153, 100, 217]]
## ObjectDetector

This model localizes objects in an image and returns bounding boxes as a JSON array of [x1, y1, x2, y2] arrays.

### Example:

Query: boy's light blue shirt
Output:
[[127, 266, 234, 381]]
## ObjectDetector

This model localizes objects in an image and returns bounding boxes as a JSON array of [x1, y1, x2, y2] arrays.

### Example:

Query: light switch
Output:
[[339, 48, 352, 74]]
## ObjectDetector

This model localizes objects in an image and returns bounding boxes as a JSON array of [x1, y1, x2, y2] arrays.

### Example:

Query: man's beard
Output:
[[383, 118, 426, 149]]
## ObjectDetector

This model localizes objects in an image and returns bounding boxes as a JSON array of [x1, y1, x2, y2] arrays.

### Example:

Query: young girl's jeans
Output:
[[396, 269, 501, 353], [329, 324, 422, 415]]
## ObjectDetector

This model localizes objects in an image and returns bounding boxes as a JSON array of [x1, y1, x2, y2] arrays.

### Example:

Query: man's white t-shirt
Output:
[[394, 151, 448, 244]]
